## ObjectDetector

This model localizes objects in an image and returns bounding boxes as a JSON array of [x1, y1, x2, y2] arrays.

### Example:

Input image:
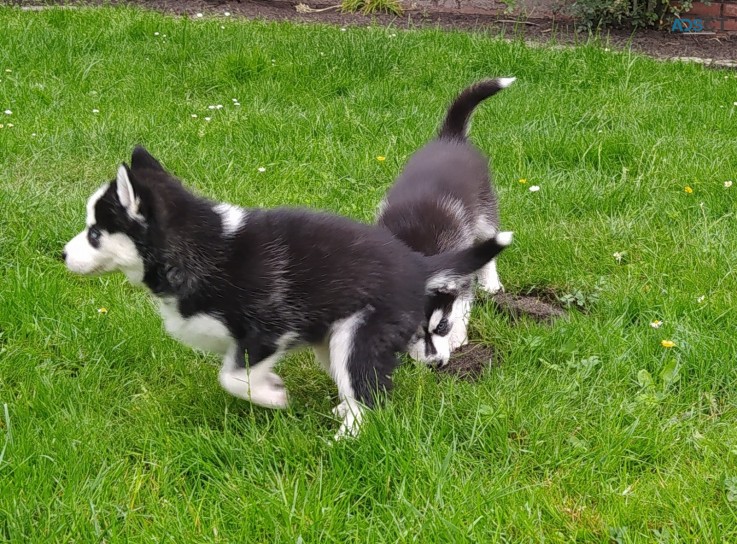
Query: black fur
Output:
[[87, 147, 509, 411], [377, 78, 513, 364]]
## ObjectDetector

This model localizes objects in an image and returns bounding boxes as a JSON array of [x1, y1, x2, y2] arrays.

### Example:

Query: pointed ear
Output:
[[116, 164, 141, 218], [131, 146, 165, 172], [434, 280, 460, 296]]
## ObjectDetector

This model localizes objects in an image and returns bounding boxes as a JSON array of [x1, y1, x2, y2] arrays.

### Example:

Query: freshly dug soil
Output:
[[437, 342, 496, 381], [491, 292, 567, 323]]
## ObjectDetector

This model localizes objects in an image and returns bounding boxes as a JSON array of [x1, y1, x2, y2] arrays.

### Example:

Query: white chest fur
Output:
[[157, 298, 234, 355]]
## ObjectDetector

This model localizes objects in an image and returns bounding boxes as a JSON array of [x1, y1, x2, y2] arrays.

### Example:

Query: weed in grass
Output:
[[341, 0, 404, 15]]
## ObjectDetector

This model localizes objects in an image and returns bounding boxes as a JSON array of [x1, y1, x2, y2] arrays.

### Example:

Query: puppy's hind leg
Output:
[[475, 215, 504, 295], [477, 258, 504, 295], [328, 308, 397, 440]]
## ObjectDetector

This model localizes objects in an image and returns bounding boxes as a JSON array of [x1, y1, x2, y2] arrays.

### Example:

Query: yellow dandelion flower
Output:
[[376, 156, 386, 162], [684, 186, 693, 194], [661, 339, 675, 348], [97, 307, 108, 314], [518, 178, 527, 184]]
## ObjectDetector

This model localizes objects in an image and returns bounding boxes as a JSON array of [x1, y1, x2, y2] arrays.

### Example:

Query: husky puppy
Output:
[[377, 77, 515, 367], [63, 147, 512, 439]]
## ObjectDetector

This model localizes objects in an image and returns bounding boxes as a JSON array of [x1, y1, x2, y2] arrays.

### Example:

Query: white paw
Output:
[[249, 372, 289, 409], [332, 400, 349, 418], [332, 400, 364, 441], [219, 369, 289, 409], [478, 259, 504, 295], [482, 280, 504, 294]]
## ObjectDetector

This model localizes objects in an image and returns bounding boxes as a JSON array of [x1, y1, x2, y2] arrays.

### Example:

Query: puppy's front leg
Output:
[[218, 339, 289, 409]]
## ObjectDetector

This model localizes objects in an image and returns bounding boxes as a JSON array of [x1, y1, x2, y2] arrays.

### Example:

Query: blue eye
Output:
[[434, 318, 450, 335], [87, 226, 102, 247]]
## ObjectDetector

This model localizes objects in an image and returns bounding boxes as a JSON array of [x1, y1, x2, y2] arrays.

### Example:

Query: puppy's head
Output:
[[62, 147, 164, 284], [407, 280, 470, 367]]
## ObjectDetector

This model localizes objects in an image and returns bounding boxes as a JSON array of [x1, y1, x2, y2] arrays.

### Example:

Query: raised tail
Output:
[[425, 231, 513, 293], [438, 77, 516, 141]]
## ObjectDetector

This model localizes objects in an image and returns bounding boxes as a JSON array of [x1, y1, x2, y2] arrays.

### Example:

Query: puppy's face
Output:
[[407, 286, 470, 367], [63, 164, 148, 284]]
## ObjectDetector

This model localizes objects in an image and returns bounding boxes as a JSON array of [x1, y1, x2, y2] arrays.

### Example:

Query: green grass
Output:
[[1, 5, 737, 542]]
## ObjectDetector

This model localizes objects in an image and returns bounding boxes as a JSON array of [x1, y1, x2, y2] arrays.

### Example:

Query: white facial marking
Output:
[[214, 203, 247, 236], [428, 308, 444, 332], [447, 295, 473, 351], [64, 184, 145, 282], [409, 290, 475, 367], [407, 334, 427, 363], [429, 335, 452, 366], [85, 184, 109, 226]]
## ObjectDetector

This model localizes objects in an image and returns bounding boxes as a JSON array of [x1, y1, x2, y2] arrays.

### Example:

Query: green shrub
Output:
[[567, 0, 697, 29], [341, 0, 404, 15]]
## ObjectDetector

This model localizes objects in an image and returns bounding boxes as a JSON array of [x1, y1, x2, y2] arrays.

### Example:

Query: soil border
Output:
[[14, 0, 737, 63]]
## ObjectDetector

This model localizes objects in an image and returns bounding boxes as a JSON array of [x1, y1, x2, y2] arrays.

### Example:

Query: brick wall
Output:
[[684, 1, 737, 33]]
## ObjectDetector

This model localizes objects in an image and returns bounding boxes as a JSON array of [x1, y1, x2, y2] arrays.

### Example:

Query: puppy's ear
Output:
[[430, 280, 460, 296], [131, 146, 165, 172], [115, 164, 143, 219]]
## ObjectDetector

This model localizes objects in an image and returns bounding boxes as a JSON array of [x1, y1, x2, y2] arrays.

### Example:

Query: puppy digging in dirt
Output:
[[377, 77, 515, 368], [63, 147, 512, 439]]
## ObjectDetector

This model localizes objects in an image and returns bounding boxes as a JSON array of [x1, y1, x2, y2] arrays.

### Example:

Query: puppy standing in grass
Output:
[[377, 77, 515, 367], [63, 147, 512, 439]]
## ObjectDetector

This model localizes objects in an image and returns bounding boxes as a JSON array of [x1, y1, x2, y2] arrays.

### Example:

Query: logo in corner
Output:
[[672, 17, 705, 32]]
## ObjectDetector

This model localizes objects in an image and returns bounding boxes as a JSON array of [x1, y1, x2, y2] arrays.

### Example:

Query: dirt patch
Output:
[[492, 292, 567, 323], [17, 0, 737, 63], [437, 342, 496, 381]]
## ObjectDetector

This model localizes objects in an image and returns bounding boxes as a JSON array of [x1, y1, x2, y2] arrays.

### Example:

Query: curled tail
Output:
[[425, 232, 513, 293], [438, 77, 516, 141]]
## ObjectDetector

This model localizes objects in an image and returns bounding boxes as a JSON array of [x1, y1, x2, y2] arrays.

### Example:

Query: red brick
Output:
[[724, 3, 737, 16], [686, 1, 723, 16], [705, 17, 722, 29], [723, 17, 737, 28]]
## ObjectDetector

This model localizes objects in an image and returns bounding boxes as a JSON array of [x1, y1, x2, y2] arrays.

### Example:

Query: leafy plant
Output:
[[567, 0, 697, 30], [557, 278, 605, 311], [341, 0, 404, 15], [636, 359, 681, 405], [725, 477, 737, 503]]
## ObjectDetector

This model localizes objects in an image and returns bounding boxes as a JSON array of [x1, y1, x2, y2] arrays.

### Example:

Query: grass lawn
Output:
[[2, 5, 737, 542]]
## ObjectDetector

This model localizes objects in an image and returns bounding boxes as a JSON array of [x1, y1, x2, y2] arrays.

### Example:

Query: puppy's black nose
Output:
[[61, 251, 67, 261]]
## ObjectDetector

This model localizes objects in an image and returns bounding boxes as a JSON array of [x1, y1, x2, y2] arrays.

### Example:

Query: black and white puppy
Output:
[[377, 77, 515, 367], [63, 147, 512, 439]]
